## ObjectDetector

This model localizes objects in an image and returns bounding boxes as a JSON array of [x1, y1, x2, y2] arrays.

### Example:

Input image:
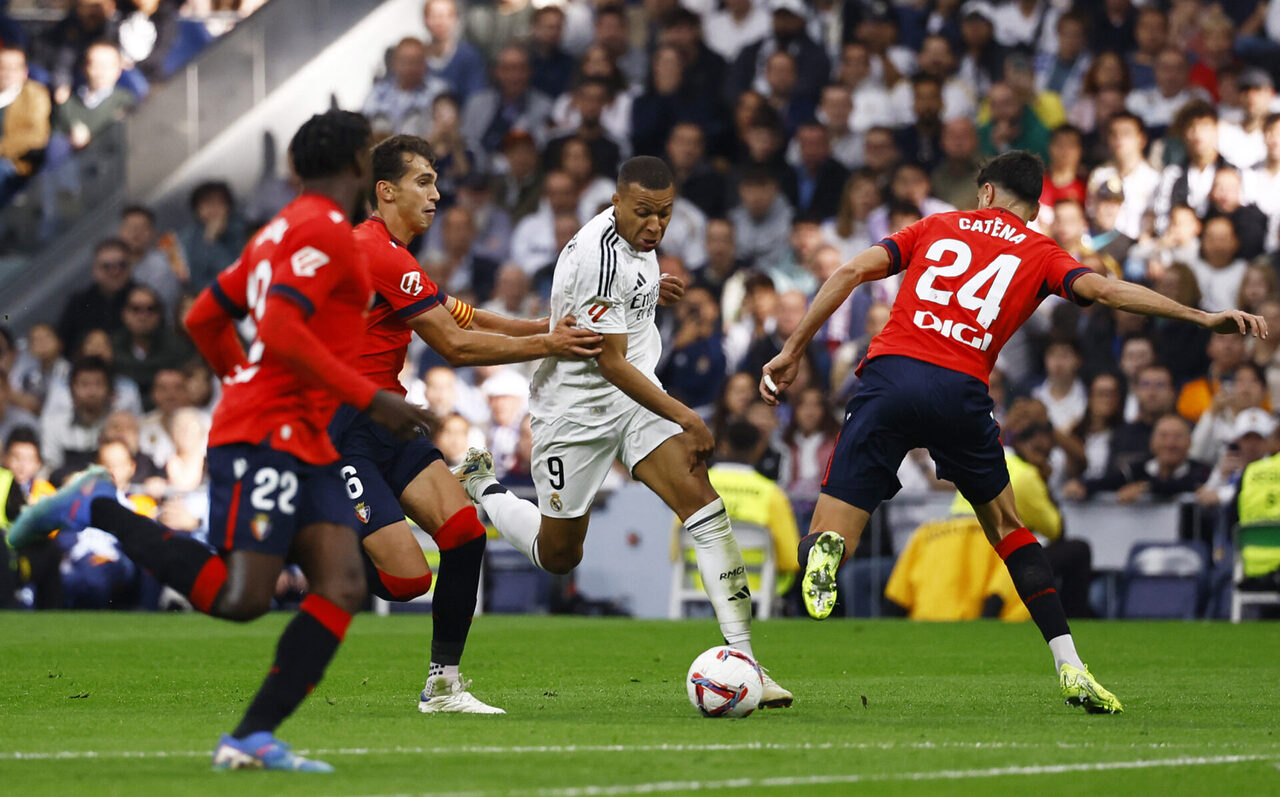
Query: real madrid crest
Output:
[[549, 493, 562, 512]]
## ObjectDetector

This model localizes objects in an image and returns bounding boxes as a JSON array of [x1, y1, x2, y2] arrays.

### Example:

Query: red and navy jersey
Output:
[[352, 216, 447, 394], [865, 208, 1091, 384], [207, 194, 373, 464]]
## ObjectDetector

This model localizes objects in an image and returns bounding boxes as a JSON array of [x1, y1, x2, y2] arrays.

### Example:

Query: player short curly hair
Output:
[[617, 156, 673, 191], [371, 134, 436, 189], [288, 110, 372, 181], [975, 151, 1044, 206]]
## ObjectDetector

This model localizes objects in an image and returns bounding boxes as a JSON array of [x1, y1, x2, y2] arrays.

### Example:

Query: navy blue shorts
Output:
[[207, 443, 356, 558], [329, 404, 444, 538], [822, 355, 1009, 512]]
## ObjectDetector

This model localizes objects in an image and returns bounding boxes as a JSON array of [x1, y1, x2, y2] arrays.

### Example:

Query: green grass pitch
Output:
[[1, 613, 1278, 796]]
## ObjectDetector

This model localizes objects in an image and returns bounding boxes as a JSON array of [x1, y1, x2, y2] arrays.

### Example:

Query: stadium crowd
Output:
[[5, 0, 1280, 614]]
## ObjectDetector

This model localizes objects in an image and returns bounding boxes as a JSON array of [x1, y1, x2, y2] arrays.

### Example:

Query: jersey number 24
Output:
[[914, 238, 1022, 329]]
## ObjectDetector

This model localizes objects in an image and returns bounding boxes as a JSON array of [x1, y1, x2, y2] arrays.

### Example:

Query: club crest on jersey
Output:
[[550, 493, 563, 512], [250, 513, 271, 541], [290, 246, 330, 277], [913, 309, 994, 351], [355, 502, 371, 524], [400, 270, 424, 296]]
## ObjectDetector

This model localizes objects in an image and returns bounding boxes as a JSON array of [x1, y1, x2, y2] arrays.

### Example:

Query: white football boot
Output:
[[452, 448, 496, 503], [758, 666, 794, 708], [418, 674, 506, 714]]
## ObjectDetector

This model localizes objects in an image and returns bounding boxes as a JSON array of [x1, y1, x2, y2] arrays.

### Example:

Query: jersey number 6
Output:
[[914, 238, 1022, 329]]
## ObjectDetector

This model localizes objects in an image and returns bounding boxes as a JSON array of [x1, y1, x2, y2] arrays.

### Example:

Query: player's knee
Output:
[[309, 556, 367, 614], [214, 590, 272, 622], [371, 568, 433, 602], [537, 541, 582, 575]]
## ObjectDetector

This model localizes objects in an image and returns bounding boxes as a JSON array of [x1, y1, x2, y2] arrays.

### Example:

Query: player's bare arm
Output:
[[409, 304, 602, 365], [1071, 272, 1268, 338], [596, 331, 713, 468], [761, 246, 894, 404]]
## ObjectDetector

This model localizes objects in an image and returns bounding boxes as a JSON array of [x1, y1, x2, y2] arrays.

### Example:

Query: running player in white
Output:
[[457, 157, 792, 707]]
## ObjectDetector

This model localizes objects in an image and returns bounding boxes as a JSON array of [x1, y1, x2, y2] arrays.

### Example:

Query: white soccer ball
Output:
[[686, 645, 763, 718]]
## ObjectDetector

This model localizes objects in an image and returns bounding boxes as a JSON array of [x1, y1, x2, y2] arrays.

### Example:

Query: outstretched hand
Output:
[[548, 315, 604, 358], [1204, 309, 1268, 338], [366, 390, 438, 440]]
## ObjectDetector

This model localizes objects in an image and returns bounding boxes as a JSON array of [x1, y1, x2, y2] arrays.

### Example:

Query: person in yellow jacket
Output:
[[2, 426, 58, 608], [886, 399, 1093, 620], [673, 420, 800, 600]]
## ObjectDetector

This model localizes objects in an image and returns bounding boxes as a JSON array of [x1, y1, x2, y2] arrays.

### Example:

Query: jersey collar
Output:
[[368, 214, 410, 248], [605, 209, 641, 257]]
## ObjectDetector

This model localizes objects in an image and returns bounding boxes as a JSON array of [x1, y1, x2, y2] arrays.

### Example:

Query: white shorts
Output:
[[530, 405, 682, 518]]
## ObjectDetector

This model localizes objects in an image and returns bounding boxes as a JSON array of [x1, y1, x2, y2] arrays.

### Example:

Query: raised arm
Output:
[[760, 245, 893, 404], [1071, 272, 1268, 337], [596, 332, 713, 468], [407, 304, 601, 366]]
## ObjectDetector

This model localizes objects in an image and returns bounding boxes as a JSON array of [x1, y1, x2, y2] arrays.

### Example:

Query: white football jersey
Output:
[[529, 208, 664, 426]]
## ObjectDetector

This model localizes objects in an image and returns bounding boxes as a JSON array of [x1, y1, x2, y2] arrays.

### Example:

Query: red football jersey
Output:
[[207, 194, 374, 464], [352, 216, 447, 394], [865, 207, 1092, 384]]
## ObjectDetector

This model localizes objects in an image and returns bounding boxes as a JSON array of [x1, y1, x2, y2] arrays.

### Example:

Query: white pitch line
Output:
[[452, 755, 1279, 797], [1, 740, 1274, 763]]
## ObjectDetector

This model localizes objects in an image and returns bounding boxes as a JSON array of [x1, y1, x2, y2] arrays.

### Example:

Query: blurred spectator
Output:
[[1031, 338, 1086, 432], [820, 169, 876, 262], [1190, 216, 1247, 313], [1049, 198, 1091, 261], [1068, 51, 1130, 137], [433, 171, 510, 264], [656, 8, 728, 126], [424, 93, 475, 206], [1117, 335, 1156, 421], [137, 366, 187, 467], [868, 162, 955, 241], [957, 4, 1003, 98], [777, 385, 837, 518], [1126, 47, 1208, 138], [979, 81, 1050, 160], [1110, 364, 1178, 472], [58, 238, 135, 351], [658, 284, 724, 414], [1066, 413, 1211, 502], [730, 166, 792, 272], [914, 33, 977, 123], [591, 3, 647, 89], [661, 196, 708, 271], [1251, 298, 1280, 405], [704, 0, 770, 64], [711, 371, 756, 440], [1206, 166, 1268, 261], [931, 117, 982, 211], [176, 181, 248, 292], [551, 44, 634, 146], [0, 366, 38, 446], [103, 408, 162, 484], [40, 355, 113, 474], [743, 399, 784, 480], [1219, 68, 1275, 169], [118, 0, 181, 84], [1190, 361, 1270, 463], [836, 42, 895, 134], [1179, 333, 1248, 422], [1155, 102, 1226, 225], [741, 289, 826, 389], [420, 206, 499, 302], [1236, 262, 1279, 315], [548, 79, 622, 176], [417, 364, 487, 427], [1126, 6, 1167, 90], [493, 129, 543, 221], [363, 37, 448, 138], [9, 323, 69, 415], [527, 5, 574, 100], [892, 75, 944, 173], [1087, 112, 1159, 240], [163, 406, 207, 492], [0, 46, 50, 205], [1035, 11, 1090, 110], [695, 217, 746, 297], [111, 285, 192, 403], [422, 0, 487, 102], [1244, 113, 1280, 252], [1037, 125, 1086, 226], [728, 0, 830, 109], [462, 0, 532, 57], [666, 122, 728, 220], [703, 419, 800, 595], [1151, 262, 1212, 383], [507, 166, 582, 269], [461, 45, 552, 157], [1060, 371, 1126, 482], [43, 329, 143, 418], [51, 41, 135, 151], [61, 439, 148, 608], [36, 0, 124, 99], [813, 82, 862, 170], [118, 205, 185, 314], [1125, 204, 1202, 282], [1093, 0, 1137, 55], [1187, 10, 1238, 102], [786, 122, 847, 222], [631, 45, 706, 160], [1197, 406, 1275, 509], [481, 368, 527, 478], [760, 50, 812, 137], [481, 263, 538, 319], [434, 412, 473, 468]]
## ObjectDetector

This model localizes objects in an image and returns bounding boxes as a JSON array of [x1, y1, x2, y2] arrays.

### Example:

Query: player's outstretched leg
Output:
[[632, 438, 793, 708], [215, 522, 365, 772], [455, 448, 548, 567], [975, 487, 1122, 713], [10, 467, 232, 616]]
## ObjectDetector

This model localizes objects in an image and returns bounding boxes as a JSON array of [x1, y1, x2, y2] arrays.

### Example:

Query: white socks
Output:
[[428, 662, 459, 682], [1048, 634, 1084, 672], [477, 483, 547, 570], [684, 498, 753, 655]]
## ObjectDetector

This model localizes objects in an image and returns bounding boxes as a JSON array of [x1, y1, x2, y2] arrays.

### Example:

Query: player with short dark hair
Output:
[[334, 133, 602, 713], [760, 149, 1267, 713], [10, 110, 435, 772], [455, 155, 793, 708]]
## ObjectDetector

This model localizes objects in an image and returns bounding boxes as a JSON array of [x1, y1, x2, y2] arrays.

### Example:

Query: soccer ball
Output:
[[686, 646, 763, 718]]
